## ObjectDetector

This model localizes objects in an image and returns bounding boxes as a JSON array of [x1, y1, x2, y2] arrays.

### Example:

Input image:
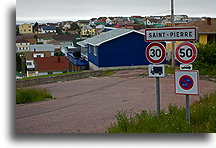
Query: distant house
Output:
[[77, 28, 165, 70], [77, 20, 90, 27], [16, 39, 30, 53], [41, 25, 57, 33], [36, 33, 53, 43], [62, 22, 72, 30], [46, 39, 61, 51], [16, 34, 37, 44], [175, 18, 216, 44], [19, 24, 33, 34], [24, 44, 55, 76], [33, 56, 69, 76], [115, 21, 134, 29], [166, 18, 216, 50], [80, 25, 96, 36]]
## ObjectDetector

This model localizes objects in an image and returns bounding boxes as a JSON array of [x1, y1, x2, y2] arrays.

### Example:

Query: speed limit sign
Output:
[[175, 42, 198, 64], [145, 42, 166, 64]]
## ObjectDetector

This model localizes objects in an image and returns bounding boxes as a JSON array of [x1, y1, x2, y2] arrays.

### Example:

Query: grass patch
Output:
[[102, 70, 116, 76], [106, 91, 216, 133], [16, 88, 54, 104], [18, 71, 81, 80]]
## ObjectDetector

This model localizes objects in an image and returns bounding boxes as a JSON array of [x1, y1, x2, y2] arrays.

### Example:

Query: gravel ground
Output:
[[16, 73, 215, 133]]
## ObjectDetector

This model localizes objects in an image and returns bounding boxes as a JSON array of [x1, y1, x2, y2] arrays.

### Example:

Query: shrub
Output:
[[16, 88, 53, 104], [194, 43, 216, 76]]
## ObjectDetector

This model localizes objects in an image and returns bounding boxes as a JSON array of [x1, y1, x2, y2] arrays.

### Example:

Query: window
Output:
[[37, 55, 41, 57], [93, 46, 97, 56], [26, 62, 32, 66]]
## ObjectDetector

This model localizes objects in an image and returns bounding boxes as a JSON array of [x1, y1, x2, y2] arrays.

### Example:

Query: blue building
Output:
[[77, 28, 166, 70]]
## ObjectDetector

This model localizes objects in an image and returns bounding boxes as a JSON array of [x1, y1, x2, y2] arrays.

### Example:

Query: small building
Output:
[[24, 44, 55, 73], [16, 39, 30, 53], [77, 28, 165, 70], [166, 18, 216, 51], [175, 18, 216, 44], [41, 25, 57, 33], [33, 56, 69, 76], [80, 25, 96, 36], [19, 24, 33, 34]]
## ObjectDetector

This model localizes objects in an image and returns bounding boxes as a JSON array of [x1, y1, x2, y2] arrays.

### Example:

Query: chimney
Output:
[[206, 17, 211, 25], [57, 57, 61, 63]]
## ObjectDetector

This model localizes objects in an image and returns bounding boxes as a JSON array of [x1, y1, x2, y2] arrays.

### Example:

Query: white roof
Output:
[[77, 28, 144, 47], [29, 44, 55, 52]]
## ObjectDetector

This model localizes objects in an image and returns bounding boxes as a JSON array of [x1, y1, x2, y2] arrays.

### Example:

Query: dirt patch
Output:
[[111, 69, 148, 78]]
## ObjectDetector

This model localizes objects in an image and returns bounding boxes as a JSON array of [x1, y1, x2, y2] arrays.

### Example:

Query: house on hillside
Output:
[[175, 18, 216, 44], [16, 39, 30, 53], [19, 24, 33, 34], [33, 56, 69, 76], [24, 44, 55, 75], [80, 25, 96, 36], [75, 28, 165, 70], [36, 33, 53, 43], [77, 20, 90, 27], [166, 18, 216, 50], [41, 25, 57, 33]]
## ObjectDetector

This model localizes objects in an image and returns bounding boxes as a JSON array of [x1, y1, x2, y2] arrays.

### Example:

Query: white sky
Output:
[[16, 0, 216, 23]]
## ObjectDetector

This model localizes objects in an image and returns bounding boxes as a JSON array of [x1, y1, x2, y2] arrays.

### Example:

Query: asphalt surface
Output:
[[16, 74, 215, 133]]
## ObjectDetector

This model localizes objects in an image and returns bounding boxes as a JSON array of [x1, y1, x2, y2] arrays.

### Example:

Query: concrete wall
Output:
[[16, 70, 103, 88]]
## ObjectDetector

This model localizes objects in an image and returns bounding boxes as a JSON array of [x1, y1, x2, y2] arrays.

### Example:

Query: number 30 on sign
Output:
[[146, 42, 166, 64]]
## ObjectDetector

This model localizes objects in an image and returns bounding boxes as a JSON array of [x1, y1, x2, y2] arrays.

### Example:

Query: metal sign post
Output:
[[148, 64, 165, 117], [156, 77, 160, 117], [186, 95, 190, 123], [145, 43, 166, 117]]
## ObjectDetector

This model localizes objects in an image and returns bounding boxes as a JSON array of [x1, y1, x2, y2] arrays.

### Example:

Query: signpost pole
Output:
[[186, 95, 190, 123], [156, 77, 160, 117]]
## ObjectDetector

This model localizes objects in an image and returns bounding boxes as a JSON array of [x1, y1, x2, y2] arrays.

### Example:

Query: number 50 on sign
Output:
[[175, 42, 198, 64]]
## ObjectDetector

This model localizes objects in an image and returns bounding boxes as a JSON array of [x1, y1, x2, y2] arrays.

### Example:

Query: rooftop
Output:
[[77, 28, 144, 46], [29, 44, 55, 52], [175, 18, 216, 33], [34, 56, 68, 72]]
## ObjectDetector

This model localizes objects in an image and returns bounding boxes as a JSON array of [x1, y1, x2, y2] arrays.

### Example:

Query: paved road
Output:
[[16, 75, 215, 133]]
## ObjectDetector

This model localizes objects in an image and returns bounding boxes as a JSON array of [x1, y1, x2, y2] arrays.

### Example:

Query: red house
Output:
[[34, 56, 69, 76]]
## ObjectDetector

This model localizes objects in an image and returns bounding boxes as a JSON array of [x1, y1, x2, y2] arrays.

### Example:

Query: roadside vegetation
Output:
[[16, 88, 54, 104], [106, 91, 216, 133], [193, 42, 216, 76], [18, 71, 81, 80]]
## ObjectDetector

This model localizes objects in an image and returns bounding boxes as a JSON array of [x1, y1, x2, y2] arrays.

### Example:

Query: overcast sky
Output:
[[16, 0, 216, 23]]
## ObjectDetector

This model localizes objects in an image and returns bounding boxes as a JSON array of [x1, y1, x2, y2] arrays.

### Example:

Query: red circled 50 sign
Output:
[[145, 42, 166, 64], [175, 42, 197, 64]]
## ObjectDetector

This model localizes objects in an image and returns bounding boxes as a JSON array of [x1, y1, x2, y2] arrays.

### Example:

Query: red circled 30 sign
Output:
[[145, 42, 166, 64]]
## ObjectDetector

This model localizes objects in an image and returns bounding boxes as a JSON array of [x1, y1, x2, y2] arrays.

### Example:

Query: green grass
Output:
[[106, 91, 216, 133], [102, 70, 116, 76], [18, 71, 81, 80], [16, 88, 54, 104]]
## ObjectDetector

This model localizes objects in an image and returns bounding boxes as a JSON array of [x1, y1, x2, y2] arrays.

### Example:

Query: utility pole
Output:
[[171, 0, 175, 68]]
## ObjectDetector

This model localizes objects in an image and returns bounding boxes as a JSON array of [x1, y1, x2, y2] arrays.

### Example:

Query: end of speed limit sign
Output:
[[145, 42, 166, 64], [175, 42, 197, 64]]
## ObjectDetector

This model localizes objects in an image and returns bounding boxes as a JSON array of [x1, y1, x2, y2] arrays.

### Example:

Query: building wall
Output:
[[199, 34, 207, 44], [25, 51, 53, 60], [88, 32, 165, 67], [19, 24, 33, 34], [81, 29, 96, 36], [88, 45, 99, 66], [16, 43, 30, 52]]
